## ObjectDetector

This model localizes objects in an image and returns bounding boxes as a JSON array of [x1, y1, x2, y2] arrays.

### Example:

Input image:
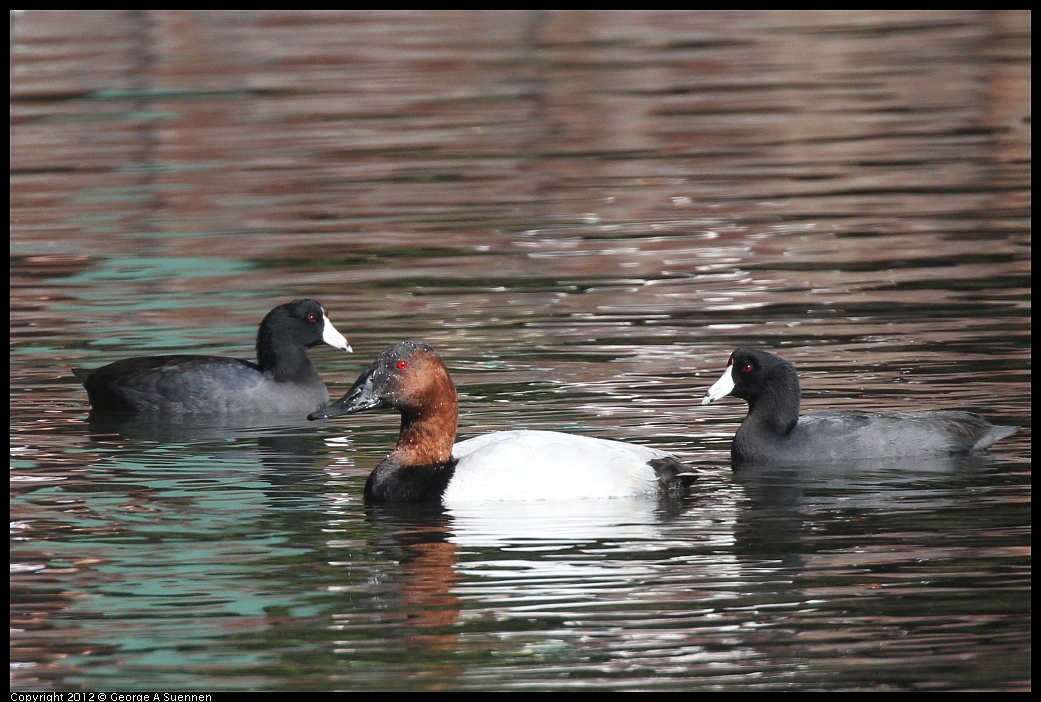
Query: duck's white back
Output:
[[445, 430, 671, 503]]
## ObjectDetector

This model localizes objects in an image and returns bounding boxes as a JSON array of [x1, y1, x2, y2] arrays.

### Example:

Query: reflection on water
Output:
[[11, 10, 1029, 692]]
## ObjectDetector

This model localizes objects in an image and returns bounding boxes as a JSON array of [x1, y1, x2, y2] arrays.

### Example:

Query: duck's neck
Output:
[[390, 401, 458, 466]]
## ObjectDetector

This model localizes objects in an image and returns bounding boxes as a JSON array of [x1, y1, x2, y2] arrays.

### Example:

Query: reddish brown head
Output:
[[309, 341, 458, 464]]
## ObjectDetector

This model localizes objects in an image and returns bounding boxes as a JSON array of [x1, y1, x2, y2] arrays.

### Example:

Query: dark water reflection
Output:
[[11, 10, 1029, 692]]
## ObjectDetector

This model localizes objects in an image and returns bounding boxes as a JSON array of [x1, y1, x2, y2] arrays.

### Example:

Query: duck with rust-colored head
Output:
[[310, 341, 696, 504]]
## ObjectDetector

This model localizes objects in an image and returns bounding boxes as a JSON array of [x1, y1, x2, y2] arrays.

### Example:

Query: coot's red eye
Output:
[[741, 362, 754, 373], [308, 314, 318, 323], [397, 360, 409, 370]]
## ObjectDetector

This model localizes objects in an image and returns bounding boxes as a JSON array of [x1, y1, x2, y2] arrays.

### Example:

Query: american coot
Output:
[[73, 299, 351, 415], [308, 341, 697, 504], [702, 347, 1019, 465]]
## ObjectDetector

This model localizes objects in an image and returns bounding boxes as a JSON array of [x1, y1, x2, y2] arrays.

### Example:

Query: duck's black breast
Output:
[[363, 458, 459, 503]]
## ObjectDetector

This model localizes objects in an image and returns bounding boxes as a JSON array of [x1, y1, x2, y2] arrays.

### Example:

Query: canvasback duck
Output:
[[702, 347, 1019, 466], [308, 341, 697, 503], [73, 299, 351, 415]]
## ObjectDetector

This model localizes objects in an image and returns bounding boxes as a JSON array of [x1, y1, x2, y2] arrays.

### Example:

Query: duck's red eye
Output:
[[741, 362, 754, 373], [397, 360, 409, 370]]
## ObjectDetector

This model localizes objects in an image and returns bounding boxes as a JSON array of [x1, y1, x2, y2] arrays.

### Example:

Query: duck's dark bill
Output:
[[308, 375, 383, 420]]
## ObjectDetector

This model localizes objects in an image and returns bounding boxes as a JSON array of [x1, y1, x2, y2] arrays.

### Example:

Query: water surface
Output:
[[10, 10, 1030, 692]]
